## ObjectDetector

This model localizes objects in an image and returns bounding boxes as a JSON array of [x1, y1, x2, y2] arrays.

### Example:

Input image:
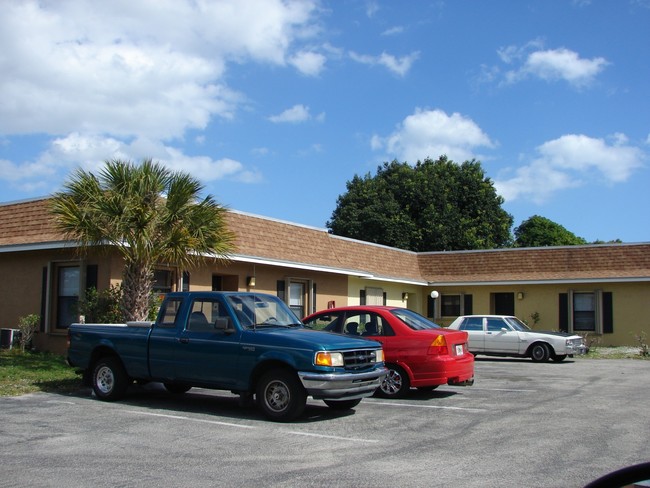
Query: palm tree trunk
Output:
[[122, 262, 154, 322]]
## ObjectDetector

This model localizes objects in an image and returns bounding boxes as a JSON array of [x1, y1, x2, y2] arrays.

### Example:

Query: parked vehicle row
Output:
[[68, 292, 588, 422]]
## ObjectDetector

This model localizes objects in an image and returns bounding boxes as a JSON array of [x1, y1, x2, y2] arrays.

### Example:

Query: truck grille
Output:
[[342, 349, 377, 370]]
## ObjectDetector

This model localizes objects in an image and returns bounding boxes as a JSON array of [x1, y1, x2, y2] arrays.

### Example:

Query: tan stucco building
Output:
[[1, 197, 648, 353]]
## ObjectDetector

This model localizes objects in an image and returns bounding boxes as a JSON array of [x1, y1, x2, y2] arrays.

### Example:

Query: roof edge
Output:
[[429, 277, 650, 286]]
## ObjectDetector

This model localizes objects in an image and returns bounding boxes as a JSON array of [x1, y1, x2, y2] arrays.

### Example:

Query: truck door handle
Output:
[[178, 337, 190, 344]]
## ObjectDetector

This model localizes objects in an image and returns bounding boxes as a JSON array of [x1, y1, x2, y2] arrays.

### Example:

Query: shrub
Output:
[[17, 314, 40, 352], [77, 286, 124, 323], [634, 331, 648, 357]]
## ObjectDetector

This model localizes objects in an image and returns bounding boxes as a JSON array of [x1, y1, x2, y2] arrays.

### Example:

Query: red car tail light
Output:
[[428, 335, 448, 355]]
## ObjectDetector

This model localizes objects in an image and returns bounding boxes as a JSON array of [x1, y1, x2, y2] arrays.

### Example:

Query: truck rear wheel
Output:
[[256, 369, 306, 422], [92, 356, 130, 401]]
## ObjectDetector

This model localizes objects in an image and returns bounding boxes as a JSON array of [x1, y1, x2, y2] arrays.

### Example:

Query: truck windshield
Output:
[[225, 293, 303, 328]]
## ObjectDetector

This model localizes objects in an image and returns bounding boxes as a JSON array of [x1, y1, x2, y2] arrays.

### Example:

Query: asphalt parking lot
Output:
[[1, 358, 648, 488]]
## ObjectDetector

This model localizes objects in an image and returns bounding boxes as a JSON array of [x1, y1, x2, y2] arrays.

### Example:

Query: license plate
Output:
[[455, 344, 464, 355]]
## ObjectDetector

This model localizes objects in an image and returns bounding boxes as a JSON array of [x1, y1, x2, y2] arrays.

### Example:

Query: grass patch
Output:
[[0, 349, 82, 397], [578, 347, 650, 360]]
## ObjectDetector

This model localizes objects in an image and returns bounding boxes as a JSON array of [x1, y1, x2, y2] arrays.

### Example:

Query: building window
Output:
[[562, 290, 612, 334], [365, 287, 384, 306], [441, 294, 461, 317], [289, 282, 305, 318], [56, 266, 80, 329], [153, 269, 173, 294], [573, 292, 596, 332]]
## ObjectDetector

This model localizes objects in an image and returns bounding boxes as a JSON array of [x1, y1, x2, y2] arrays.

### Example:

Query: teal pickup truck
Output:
[[67, 291, 386, 421]]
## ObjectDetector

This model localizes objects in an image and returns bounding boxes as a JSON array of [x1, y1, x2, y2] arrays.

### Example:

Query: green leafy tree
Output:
[[327, 156, 513, 251], [51, 159, 235, 321], [514, 215, 587, 247]]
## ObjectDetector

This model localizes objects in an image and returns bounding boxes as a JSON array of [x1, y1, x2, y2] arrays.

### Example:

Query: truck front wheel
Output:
[[256, 369, 306, 422], [92, 356, 130, 401]]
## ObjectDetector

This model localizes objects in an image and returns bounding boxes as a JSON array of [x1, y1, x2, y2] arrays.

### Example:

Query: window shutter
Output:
[[211, 275, 222, 291], [276, 280, 285, 301], [602, 292, 613, 334], [311, 282, 317, 315], [383, 292, 387, 306], [360, 289, 366, 305], [464, 294, 473, 315], [559, 293, 568, 332], [40, 267, 47, 332], [85, 264, 98, 290], [182, 271, 190, 292], [427, 295, 434, 318]]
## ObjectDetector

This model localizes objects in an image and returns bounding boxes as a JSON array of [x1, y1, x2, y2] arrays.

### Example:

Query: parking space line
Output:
[[286, 431, 379, 444], [126, 410, 256, 429], [369, 401, 486, 412], [469, 387, 537, 392]]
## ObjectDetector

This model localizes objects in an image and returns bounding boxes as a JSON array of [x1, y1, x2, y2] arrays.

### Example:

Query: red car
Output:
[[303, 306, 474, 398]]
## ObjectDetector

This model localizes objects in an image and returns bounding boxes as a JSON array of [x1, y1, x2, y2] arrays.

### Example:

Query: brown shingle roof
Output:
[[226, 211, 422, 281], [0, 198, 65, 246], [418, 245, 650, 283], [1, 197, 649, 283]]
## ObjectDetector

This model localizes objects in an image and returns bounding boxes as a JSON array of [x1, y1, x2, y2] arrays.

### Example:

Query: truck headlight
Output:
[[315, 351, 344, 367], [375, 349, 384, 363]]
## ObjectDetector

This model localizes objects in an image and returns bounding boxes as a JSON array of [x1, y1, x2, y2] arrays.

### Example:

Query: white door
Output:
[[484, 317, 519, 353]]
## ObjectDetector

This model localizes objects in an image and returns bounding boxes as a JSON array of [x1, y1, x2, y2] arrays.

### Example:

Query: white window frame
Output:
[[568, 289, 603, 334]]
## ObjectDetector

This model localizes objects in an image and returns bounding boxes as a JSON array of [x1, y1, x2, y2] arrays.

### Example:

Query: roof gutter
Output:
[[429, 277, 650, 286]]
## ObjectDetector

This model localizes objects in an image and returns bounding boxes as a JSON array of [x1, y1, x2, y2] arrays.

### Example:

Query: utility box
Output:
[[0, 329, 21, 349]]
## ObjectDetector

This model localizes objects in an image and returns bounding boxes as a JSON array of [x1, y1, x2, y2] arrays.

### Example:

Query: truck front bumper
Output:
[[298, 367, 388, 401]]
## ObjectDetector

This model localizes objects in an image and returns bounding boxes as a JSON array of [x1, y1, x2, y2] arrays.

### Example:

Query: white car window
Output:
[[460, 317, 483, 331], [486, 318, 507, 331]]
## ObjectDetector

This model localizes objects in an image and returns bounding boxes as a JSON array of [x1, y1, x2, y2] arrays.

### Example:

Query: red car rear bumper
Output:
[[407, 353, 475, 388]]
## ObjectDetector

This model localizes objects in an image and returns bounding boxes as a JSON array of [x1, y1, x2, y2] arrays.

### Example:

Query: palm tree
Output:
[[50, 158, 235, 321]]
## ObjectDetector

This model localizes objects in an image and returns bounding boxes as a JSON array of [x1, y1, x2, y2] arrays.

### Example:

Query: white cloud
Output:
[[269, 104, 324, 123], [0, 0, 319, 194], [289, 50, 327, 76], [495, 134, 645, 202], [349, 51, 420, 77], [382, 26, 404, 36], [494, 42, 607, 88], [0, 0, 320, 138], [520, 49, 608, 87], [365, 1, 380, 18], [372, 108, 495, 163], [0, 133, 262, 195]]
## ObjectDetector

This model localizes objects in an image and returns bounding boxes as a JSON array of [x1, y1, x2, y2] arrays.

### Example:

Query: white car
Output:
[[447, 315, 587, 362]]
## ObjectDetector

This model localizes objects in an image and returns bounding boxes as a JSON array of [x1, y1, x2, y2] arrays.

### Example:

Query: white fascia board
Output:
[[429, 277, 650, 286], [363, 275, 428, 286], [0, 241, 79, 252]]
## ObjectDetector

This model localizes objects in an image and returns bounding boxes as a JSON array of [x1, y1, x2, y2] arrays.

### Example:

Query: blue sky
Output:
[[1, 0, 649, 244]]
